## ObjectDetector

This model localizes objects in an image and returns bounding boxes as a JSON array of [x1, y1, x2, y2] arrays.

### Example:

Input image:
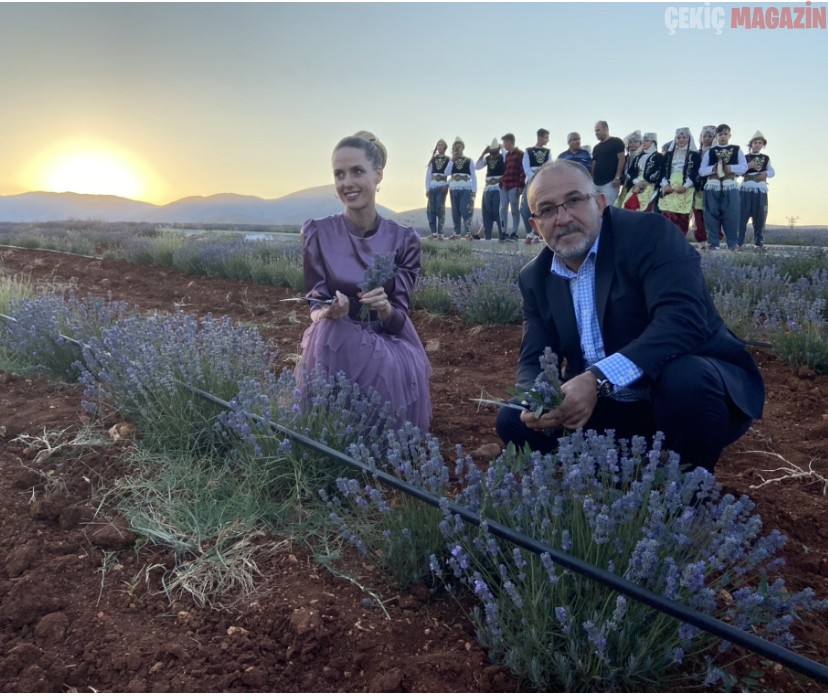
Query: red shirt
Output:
[[500, 148, 526, 190]]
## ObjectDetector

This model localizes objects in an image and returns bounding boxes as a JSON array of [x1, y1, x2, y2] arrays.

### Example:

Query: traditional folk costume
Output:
[[425, 144, 450, 239], [622, 132, 663, 212], [445, 136, 477, 239], [692, 125, 717, 243], [699, 135, 748, 250], [521, 144, 553, 243], [658, 127, 701, 235], [738, 131, 774, 248], [475, 139, 505, 241], [614, 131, 642, 208]]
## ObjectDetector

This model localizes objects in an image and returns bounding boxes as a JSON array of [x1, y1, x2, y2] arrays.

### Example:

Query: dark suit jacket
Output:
[[515, 206, 765, 419]]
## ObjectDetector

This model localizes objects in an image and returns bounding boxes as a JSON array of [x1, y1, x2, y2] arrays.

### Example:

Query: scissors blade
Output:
[[470, 398, 527, 412], [280, 296, 334, 305]]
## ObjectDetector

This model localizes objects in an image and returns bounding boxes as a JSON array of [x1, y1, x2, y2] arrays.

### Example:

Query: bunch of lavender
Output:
[[321, 426, 452, 587], [450, 254, 522, 325], [514, 347, 563, 417], [79, 310, 275, 455], [434, 430, 825, 691], [0, 291, 133, 380], [357, 252, 397, 321]]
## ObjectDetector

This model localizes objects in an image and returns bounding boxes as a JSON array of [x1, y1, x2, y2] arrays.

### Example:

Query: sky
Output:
[[0, 1, 826, 224]]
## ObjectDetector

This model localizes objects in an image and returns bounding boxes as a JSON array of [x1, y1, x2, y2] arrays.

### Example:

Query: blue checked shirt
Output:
[[550, 236, 648, 402]]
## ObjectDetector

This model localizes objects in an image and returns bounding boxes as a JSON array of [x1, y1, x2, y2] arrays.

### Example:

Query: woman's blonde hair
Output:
[[333, 130, 387, 169]]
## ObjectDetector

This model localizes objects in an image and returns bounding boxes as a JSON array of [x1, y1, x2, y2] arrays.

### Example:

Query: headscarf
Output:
[[668, 127, 697, 153]]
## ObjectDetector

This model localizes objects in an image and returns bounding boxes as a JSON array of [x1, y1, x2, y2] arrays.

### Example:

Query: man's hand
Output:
[[520, 371, 599, 432], [556, 372, 600, 429]]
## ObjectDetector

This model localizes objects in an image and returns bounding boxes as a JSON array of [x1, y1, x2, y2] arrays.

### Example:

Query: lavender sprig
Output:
[[357, 252, 397, 321], [513, 347, 563, 417]]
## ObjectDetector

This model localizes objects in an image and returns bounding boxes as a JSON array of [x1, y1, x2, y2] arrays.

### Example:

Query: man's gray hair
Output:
[[567, 132, 580, 143], [527, 160, 597, 208]]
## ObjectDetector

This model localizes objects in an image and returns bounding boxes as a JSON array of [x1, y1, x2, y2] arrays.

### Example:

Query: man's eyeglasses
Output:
[[530, 193, 595, 221]]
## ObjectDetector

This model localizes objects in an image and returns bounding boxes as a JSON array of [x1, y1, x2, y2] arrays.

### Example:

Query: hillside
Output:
[[0, 187, 397, 226]]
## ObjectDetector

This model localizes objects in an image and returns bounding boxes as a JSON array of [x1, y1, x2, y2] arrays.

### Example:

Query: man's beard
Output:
[[550, 223, 596, 260]]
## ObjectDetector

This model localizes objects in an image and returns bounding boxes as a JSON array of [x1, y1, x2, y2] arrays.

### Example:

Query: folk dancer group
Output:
[[425, 123, 773, 248]]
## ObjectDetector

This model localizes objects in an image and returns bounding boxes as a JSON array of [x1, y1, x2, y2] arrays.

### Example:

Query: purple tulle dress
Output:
[[298, 214, 432, 431]]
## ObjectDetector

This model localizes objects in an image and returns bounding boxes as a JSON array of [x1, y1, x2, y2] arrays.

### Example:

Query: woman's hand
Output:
[[358, 287, 394, 322], [317, 291, 349, 320]]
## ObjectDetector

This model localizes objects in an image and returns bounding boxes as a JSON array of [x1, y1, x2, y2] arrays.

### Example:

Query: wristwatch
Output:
[[586, 365, 614, 398]]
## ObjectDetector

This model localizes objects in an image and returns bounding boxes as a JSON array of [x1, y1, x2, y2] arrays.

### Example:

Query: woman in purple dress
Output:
[[298, 132, 432, 431]]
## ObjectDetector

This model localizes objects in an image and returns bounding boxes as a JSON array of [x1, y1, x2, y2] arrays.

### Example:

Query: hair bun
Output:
[[353, 130, 387, 167]]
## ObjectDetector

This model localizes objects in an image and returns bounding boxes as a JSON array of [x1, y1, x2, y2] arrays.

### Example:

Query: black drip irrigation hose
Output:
[[183, 382, 828, 685], [0, 243, 102, 260], [1, 305, 824, 683]]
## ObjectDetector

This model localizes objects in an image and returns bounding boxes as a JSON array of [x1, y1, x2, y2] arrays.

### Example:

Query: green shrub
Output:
[[412, 276, 454, 315]]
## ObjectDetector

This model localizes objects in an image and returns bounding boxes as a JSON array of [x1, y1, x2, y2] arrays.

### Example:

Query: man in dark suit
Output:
[[496, 159, 764, 471]]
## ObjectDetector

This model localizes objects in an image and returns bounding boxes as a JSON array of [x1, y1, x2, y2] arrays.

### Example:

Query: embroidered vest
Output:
[[430, 155, 450, 174], [451, 156, 471, 176], [526, 147, 551, 169], [486, 154, 505, 177]]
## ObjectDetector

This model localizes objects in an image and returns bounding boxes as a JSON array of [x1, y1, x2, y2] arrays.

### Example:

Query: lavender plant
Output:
[[78, 310, 276, 454], [0, 292, 133, 380], [121, 230, 185, 267], [321, 423, 825, 691], [411, 275, 455, 315], [451, 254, 523, 325], [421, 246, 483, 279], [321, 427, 451, 587], [357, 252, 397, 321], [434, 431, 825, 691], [217, 367, 403, 510]]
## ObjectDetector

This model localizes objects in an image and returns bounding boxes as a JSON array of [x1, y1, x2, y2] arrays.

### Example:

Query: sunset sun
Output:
[[44, 154, 142, 199], [24, 141, 155, 201]]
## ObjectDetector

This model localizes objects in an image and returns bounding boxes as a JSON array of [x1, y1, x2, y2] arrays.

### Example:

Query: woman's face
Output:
[[333, 147, 383, 213], [675, 134, 689, 148]]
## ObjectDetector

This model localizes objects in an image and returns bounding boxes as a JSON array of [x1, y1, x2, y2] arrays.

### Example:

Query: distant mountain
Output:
[[0, 187, 397, 226], [0, 191, 157, 223]]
